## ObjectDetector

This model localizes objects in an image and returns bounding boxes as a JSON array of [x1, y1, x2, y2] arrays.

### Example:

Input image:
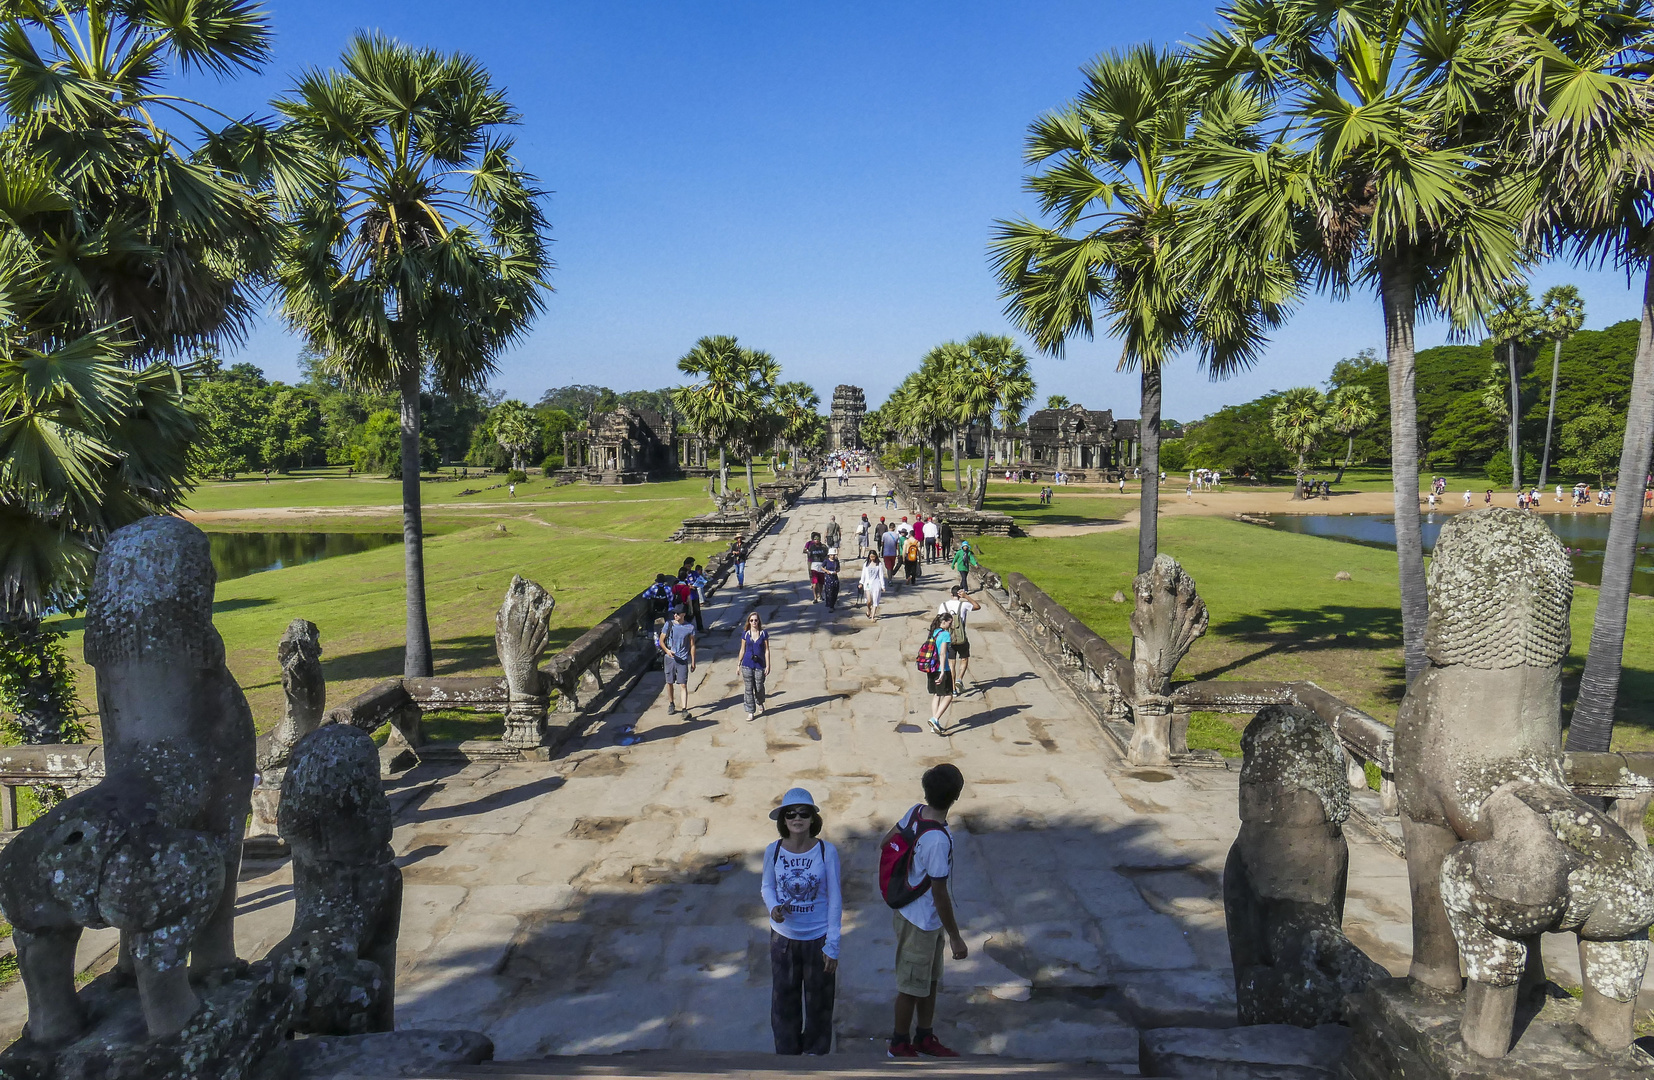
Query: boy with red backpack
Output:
[[879, 763, 967, 1058]]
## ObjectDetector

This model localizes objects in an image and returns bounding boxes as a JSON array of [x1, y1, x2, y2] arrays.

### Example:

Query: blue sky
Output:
[[215, 1, 1644, 423]]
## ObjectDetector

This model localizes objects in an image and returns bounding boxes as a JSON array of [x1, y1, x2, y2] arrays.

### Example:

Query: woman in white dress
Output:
[[859, 556, 886, 620]]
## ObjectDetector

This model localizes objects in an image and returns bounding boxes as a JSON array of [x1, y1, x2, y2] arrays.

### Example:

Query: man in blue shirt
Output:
[[657, 606, 698, 716]]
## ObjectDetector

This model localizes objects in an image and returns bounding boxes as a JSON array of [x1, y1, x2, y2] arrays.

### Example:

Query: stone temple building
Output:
[[559, 406, 706, 484], [1016, 403, 1140, 477], [826, 385, 866, 452]]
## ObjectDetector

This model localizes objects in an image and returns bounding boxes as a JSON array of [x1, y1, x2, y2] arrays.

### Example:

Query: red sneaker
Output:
[[888, 1039, 919, 1058], [915, 1034, 960, 1057]]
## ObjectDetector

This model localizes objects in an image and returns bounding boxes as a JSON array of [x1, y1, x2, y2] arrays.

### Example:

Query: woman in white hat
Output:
[[821, 547, 842, 612], [762, 786, 842, 1055]]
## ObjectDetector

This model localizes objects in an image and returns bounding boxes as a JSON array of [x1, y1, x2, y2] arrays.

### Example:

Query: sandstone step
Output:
[[401, 1049, 1133, 1080]]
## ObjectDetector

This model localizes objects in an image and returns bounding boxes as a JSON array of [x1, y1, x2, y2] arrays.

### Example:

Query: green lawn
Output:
[[52, 485, 724, 731], [975, 516, 1654, 754], [186, 467, 728, 512]]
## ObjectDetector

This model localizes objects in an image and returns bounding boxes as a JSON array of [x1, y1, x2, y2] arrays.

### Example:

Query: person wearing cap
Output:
[[763, 787, 842, 1056], [656, 605, 697, 716], [821, 547, 842, 611]]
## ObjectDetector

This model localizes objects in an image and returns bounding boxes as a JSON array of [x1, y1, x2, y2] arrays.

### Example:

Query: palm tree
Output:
[[1538, 285, 1586, 489], [491, 400, 539, 472], [771, 381, 822, 468], [955, 334, 1035, 505], [673, 336, 778, 508], [1189, 3, 1523, 682], [1326, 385, 1377, 484], [1486, 286, 1546, 491], [993, 45, 1293, 575], [1271, 387, 1327, 500], [1045, 394, 1070, 410], [1494, 4, 1654, 749], [275, 34, 553, 678], [0, 1, 280, 738]]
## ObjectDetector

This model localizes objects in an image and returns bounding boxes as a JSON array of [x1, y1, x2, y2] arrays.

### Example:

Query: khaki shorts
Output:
[[892, 910, 944, 997]]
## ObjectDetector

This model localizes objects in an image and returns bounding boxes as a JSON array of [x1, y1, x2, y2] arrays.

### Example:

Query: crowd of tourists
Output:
[[636, 473, 999, 1058]]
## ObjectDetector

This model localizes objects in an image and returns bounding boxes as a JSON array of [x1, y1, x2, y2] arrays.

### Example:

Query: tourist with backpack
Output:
[[880, 764, 967, 1059], [902, 532, 922, 586], [938, 586, 981, 694], [763, 786, 842, 1056], [916, 613, 955, 736], [656, 606, 697, 716], [950, 539, 977, 591]]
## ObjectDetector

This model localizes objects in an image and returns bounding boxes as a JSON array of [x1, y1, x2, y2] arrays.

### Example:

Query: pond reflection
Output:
[[208, 532, 402, 581], [1261, 513, 1654, 595]]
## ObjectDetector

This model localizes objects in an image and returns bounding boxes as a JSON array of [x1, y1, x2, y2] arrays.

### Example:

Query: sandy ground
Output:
[[1018, 486, 1627, 537]]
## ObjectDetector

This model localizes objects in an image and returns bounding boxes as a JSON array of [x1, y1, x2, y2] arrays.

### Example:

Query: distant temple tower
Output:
[[827, 385, 866, 452]]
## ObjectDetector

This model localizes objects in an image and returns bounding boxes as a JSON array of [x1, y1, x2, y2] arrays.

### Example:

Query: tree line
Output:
[[1174, 311, 1641, 493]]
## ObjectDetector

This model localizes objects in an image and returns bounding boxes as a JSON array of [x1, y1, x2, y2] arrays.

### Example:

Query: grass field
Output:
[[185, 468, 732, 513], [51, 480, 729, 731], [974, 515, 1654, 754]]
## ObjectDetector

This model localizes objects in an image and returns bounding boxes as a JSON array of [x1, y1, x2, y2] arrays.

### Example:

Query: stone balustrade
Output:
[[984, 566, 1654, 856]]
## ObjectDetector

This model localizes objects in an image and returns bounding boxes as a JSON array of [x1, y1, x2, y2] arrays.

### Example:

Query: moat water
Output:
[[207, 532, 402, 581], [1261, 512, 1654, 594]]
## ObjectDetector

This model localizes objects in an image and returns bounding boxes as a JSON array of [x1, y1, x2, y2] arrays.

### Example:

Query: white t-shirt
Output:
[[938, 599, 972, 642], [895, 805, 953, 932], [762, 839, 843, 958]]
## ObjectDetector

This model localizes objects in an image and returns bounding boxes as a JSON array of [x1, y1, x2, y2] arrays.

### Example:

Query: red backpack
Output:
[[879, 807, 951, 909]]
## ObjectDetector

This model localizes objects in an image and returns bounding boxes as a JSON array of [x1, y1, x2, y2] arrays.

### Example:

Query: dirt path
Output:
[[1018, 487, 1625, 537]]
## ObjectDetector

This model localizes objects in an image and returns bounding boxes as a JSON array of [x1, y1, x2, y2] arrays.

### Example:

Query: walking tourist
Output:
[[738, 612, 770, 720], [902, 531, 922, 586], [937, 520, 954, 561], [881, 526, 900, 579], [925, 518, 941, 563], [825, 516, 842, 551], [731, 535, 748, 588], [951, 539, 977, 591], [823, 548, 842, 611], [938, 586, 981, 694], [883, 764, 967, 1058], [821, 475, 828, 500], [860, 556, 886, 619], [871, 481, 880, 505], [856, 515, 870, 559], [764, 787, 842, 1057], [657, 606, 697, 716], [805, 532, 827, 603], [1463, 490, 1472, 507], [918, 612, 955, 736]]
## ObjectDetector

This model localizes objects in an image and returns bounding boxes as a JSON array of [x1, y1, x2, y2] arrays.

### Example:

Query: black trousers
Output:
[[770, 931, 835, 1055]]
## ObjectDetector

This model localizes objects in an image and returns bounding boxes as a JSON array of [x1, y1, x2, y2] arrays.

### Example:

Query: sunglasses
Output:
[[782, 808, 814, 820]]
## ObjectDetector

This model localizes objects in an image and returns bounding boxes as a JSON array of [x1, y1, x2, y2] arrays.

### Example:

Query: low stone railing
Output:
[[985, 568, 1654, 855], [872, 461, 1015, 536]]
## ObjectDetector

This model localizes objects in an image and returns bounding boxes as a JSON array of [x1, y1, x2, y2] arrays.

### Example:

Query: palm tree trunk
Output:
[[953, 428, 963, 495], [746, 457, 758, 510], [1293, 452, 1306, 500], [1539, 337, 1562, 489], [1335, 435, 1355, 484], [398, 364, 434, 679], [932, 433, 944, 492], [719, 446, 728, 496], [1567, 268, 1654, 752], [1381, 259, 1428, 684], [1508, 341, 1522, 491], [1138, 364, 1162, 575]]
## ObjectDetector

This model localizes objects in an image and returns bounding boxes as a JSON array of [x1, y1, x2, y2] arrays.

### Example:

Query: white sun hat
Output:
[[769, 786, 818, 819]]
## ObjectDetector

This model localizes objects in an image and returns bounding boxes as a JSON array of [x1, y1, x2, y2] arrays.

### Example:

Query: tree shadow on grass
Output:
[[323, 634, 500, 683], [1197, 605, 1407, 701]]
